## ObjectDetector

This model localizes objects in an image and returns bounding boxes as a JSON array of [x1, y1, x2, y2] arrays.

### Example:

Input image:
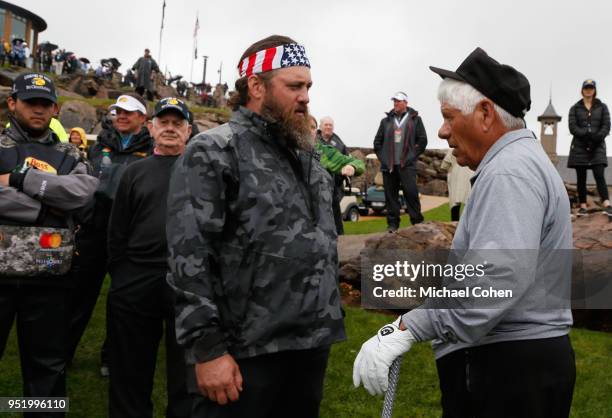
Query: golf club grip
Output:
[[381, 356, 403, 418]]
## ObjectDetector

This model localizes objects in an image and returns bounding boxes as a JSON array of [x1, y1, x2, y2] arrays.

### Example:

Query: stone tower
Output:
[[537, 99, 562, 165]]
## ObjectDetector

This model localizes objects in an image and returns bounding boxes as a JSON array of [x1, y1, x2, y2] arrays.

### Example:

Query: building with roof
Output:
[[0, 1, 46, 50]]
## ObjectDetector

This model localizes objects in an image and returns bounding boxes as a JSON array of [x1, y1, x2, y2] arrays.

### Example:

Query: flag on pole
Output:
[[160, 0, 166, 29], [193, 15, 199, 59]]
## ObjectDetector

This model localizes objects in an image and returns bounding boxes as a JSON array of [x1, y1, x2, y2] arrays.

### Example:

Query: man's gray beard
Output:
[[261, 100, 314, 152]]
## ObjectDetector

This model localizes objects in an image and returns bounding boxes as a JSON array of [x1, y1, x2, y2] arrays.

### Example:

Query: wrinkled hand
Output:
[[353, 316, 415, 395], [0, 173, 9, 186], [195, 354, 243, 405], [341, 165, 355, 177]]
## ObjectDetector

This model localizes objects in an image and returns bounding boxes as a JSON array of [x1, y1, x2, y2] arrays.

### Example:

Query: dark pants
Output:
[[191, 346, 330, 418], [332, 194, 344, 235], [107, 260, 191, 418], [451, 204, 461, 222], [0, 283, 68, 418], [436, 335, 575, 418], [575, 164, 609, 203], [66, 227, 108, 364], [383, 165, 423, 228], [135, 86, 155, 101]]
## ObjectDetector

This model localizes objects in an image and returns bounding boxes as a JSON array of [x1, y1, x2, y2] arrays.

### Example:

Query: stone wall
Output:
[[347, 147, 449, 196]]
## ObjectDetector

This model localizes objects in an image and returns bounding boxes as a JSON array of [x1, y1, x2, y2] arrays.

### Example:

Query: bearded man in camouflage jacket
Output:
[[166, 35, 346, 418]]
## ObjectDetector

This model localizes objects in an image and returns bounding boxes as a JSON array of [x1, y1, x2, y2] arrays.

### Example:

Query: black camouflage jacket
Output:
[[166, 107, 346, 364]]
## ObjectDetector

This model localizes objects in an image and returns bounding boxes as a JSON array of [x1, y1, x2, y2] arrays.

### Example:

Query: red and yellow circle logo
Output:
[[39, 233, 62, 249]]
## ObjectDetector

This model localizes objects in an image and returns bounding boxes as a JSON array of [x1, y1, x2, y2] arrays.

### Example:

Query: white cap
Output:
[[109, 94, 147, 114], [391, 91, 408, 102]]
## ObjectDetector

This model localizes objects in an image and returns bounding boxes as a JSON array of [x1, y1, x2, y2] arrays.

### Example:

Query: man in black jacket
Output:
[[374, 91, 427, 231], [66, 93, 153, 375], [0, 73, 98, 406], [107, 97, 192, 418]]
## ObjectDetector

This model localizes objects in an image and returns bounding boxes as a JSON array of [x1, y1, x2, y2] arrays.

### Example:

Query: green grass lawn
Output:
[[344, 203, 453, 235], [1, 289, 610, 418]]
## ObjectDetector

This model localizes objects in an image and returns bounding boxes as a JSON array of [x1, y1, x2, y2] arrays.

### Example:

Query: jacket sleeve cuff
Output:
[[9, 170, 27, 191], [185, 332, 228, 364], [401, 309, 437, 342]]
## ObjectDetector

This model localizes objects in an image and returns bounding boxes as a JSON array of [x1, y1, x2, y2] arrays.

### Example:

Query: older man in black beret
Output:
[[354, 48, 575, 418]]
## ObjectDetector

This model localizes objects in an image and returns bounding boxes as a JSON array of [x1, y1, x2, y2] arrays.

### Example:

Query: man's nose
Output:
[[438, 123, 450, 140], [298, 88, 309, 104]]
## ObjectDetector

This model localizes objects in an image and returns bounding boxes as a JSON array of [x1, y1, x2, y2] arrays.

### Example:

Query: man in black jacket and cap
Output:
[[374, 92, 427, 232], [106, 97, 192, 418], [0, 73, 98, 406], [66, 93, 153, 375]]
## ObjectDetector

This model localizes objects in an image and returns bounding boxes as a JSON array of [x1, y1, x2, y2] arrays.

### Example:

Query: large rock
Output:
[[419, 179, 448, 196], [571, 213, 612, 331], [0, 67, 25, 87], [56, 88, 84, 99], [339, 221, 456, 286], [339, 215, 612, 331], [58, 100, 98, 133]]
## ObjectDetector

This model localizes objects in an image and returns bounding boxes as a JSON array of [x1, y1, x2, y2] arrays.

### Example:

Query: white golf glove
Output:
[[352, 316, 416, 396]]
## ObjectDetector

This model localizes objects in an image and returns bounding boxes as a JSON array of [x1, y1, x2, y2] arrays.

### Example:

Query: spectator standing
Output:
[[441, 148, 473, 221], [132, 48, 159, 101], [567, 79, 612, 216], [374, 91, 428, 232]]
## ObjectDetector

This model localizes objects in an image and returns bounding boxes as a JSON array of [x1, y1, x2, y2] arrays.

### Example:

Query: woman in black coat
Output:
[[568, 79, 611, 216]]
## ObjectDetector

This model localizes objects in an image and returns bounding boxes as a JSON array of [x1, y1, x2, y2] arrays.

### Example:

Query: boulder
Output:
[[0, 85, 13, 125], [58, 100, 98, 133], [339, 221, 456, 287], [56, 88, 84, 99], [419, 179, 448, 196], [0, 67, 24, 87], [339, 214, 612, 331], [106, 89, 124, 100]]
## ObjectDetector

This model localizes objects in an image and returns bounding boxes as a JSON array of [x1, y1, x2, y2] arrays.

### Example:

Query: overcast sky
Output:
[[16, 0, 612, 155]]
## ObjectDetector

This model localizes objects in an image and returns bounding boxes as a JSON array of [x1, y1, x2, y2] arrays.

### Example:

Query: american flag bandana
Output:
[[238, 43, 311, 78]]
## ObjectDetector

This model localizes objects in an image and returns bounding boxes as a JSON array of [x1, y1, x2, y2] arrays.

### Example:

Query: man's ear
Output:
[[477, 99, 496, 132], [247, 75, 266, 101], [146, 120, 154, 133], [7, 96, 16, 113]]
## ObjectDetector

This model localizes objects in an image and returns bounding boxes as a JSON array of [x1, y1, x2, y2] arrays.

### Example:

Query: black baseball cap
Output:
[[153, 97, 190, 120], [11, 73, 57, 103], [429, 47, 531, 118], [582, 79, 596, 89]]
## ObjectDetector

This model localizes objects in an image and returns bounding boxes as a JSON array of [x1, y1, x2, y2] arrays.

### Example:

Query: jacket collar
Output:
[[470, 128, 536, 185], [386, 107, 418, 119], [98, 125, 151, 152], [233, 106, 294, 149], [5, 114, 57, 145]]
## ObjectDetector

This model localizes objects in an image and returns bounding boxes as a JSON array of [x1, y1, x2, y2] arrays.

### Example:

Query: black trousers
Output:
[[190, 346, 330, 418], [107, 260, 191, 418], [0, 283, 68, 418], [575, 164, 609, 203], [451, 204, 461, 222], [332, 194, 344, 235], [66, 226, 108, 364], [436, 335, 575, 418], [383, 165, 423, 228]]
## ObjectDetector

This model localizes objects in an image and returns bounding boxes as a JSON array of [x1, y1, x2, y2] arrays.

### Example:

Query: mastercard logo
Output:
[[33, 77, 46, 86], [39, 233, 62, 249], [118, 97, 129, 102]]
